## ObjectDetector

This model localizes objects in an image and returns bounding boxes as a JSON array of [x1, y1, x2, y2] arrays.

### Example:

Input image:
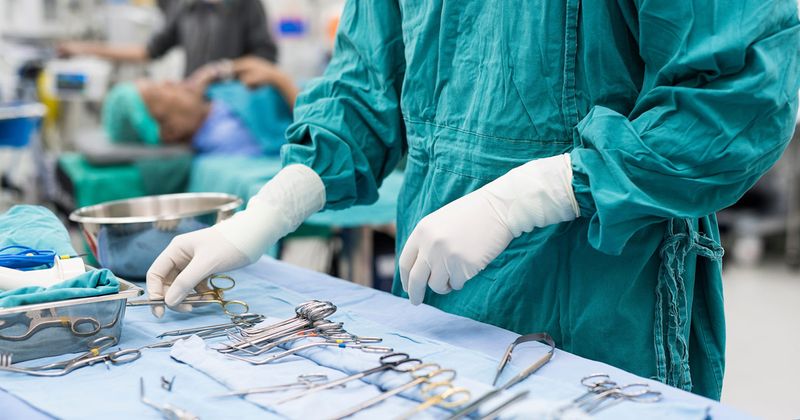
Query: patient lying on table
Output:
[[102, 76, 293, 157]]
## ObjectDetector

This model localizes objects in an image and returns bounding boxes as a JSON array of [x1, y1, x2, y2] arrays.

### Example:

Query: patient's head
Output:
[[102, 80, 209, 145]]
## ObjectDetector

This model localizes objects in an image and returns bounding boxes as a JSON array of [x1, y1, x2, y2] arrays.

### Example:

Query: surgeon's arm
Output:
[[58, 42, 148, 62], [571, 0, 800, 254], [282, 0, 407, 209]]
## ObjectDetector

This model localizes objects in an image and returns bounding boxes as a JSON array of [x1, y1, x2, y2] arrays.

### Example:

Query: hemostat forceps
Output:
[[213, 374, 330, 398], [157, 314, 264, 339], [276, 352, 422, 405], [0, 336, 141, 377], [561, 374, 662, 414], [0, 312, 101, 341], [128, 275, 249, 316], [329, 363, 455, 420], [225, 339, 392, 365]]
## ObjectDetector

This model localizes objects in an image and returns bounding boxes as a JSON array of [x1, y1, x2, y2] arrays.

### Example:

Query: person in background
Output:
[[59, 0, 277, 76], [102, 56, 296, 156]]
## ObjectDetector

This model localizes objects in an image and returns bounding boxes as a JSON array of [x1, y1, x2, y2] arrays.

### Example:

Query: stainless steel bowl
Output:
[[69, 193, 243, 280]]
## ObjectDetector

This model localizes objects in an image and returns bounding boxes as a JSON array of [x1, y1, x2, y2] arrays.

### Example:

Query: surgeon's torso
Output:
[[397, 0, 642, 144]]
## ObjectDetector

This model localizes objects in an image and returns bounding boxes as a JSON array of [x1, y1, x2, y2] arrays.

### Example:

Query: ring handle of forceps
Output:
[[70, 317, 102, 337], [422, 381, 472, 408], [207, 274, 236, 291]]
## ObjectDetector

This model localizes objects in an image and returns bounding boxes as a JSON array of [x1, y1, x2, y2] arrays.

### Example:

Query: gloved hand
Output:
[[399, 153, 580, 305], [146, 164, 325, 317]]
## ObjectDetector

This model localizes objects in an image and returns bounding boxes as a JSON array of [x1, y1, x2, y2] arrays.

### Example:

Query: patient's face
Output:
[[137, 80, 208, 143]]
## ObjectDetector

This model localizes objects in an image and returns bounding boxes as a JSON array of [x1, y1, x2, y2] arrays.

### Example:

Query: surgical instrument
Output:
[[217, 301, 337, 353], [140, 377, 199, 420], [562, 375, 662, 415], [478, 390, 529, 420], [219, 320, 347, 355], [128, 275, 249, 316], [0, 332, 210, 377], [162, 376, 176, 392], [396, 381, 471, 420], [0, 336, 140, 377], [276, 352, 423, 405], [213, 374, 330, 398], [446, 332, 556, 420], [329, 363, 455, 420], [225, 340, 392, 365], [0, 313, 101, 341], [157, 314, 264, 338]]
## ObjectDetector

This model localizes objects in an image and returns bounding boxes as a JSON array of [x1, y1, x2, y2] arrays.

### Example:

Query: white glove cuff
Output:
[[483, 153, 580, 237], [213, 164, 326, 262]]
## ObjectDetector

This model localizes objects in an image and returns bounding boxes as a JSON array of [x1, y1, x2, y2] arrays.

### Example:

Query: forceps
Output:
[[276, 352, 423, 405], [0, 314, 101, 341], [446, 332, 556, 420], [0, 336, 141, 377], [396, 381, 471, 420], [157, 314, 264, 338], [213, 374, 330, 398], [140, 377, 199, 420], [329, 363, 455, 420], [218, 301, 337, 353], [226, 340, 392, 365], [564, 375, 662, 414], [221, 320, 347, 355], [128, 275, 249, 316]]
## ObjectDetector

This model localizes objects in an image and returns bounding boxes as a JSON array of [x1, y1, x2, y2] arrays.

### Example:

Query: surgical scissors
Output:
[[0, 336, 141, 377], [213, 374, 331, 398], [329, 363, 455, 420], [446, 332, 555, 420], [0, 313, 101, 341], [395, 381, 471, 420], [128, 274, 249, 316], [140, 377, 199, 420], [276, 352, 423, 405], [225, 339, 392, 365]]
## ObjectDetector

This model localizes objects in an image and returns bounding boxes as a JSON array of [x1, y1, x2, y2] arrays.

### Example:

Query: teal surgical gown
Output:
[[283, 0, 800, 400]]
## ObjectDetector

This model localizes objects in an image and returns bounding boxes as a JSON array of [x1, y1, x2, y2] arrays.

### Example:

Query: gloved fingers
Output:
[[427, 263, 452, 295], [171, 303, 195, 313], [407, 258, 431, 306], [164, 258, 213, 308], [398, 234, 420, 293], [147, 240, 192, 299], [447, 260, 477, 291]]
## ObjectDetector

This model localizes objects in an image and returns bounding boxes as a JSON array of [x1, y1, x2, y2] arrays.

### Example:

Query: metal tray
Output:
[[0, 275, 143, 362]]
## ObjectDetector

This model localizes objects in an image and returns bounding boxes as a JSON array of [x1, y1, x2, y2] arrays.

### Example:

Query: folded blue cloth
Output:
[[0, 205, 120, 307]]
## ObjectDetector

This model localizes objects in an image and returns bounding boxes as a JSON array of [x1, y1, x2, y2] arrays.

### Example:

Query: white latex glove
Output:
[[146, 164, 325, 317], [399, 153, 580, 305]]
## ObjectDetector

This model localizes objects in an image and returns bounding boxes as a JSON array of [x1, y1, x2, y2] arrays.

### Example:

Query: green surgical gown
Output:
[[283, 0, 800, 400]]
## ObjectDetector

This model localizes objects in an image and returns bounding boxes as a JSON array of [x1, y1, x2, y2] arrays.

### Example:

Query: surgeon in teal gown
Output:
[[148, 0, 800, 400]]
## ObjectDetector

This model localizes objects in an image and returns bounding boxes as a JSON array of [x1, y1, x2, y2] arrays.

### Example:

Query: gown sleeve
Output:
[[282, 0, 406, 210], [571, 0, 800, 254]]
